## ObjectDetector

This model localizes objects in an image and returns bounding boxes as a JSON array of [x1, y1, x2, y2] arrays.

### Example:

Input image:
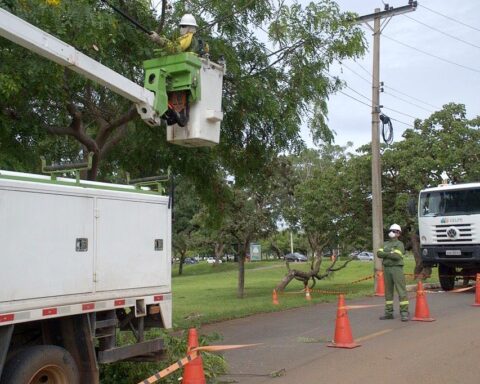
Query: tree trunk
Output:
[[238, 255, 245, 298], [411, 232, 431, 279], [178, 251, 186, 276], [214, 242, 224, 266], [237, 242, 248, 298]]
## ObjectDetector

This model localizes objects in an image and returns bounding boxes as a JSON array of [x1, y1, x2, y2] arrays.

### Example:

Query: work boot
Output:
[[379, 314, 394, 320], [401, 313, 410, 322]]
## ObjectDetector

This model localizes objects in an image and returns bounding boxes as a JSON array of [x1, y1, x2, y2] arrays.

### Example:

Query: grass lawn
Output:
[[172, 257, 437, 329]]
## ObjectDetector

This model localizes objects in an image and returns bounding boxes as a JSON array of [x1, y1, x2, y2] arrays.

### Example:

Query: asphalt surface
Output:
[[202, 287, 480, 384]]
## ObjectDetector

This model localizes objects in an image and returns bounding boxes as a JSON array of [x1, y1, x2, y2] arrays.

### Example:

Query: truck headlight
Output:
[[422, 248, 428, 256]]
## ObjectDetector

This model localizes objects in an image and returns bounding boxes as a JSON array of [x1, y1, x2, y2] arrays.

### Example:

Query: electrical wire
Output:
[[383, 86, 441, 110], [349, 61, 441, 110], [382, 106, 418, 120], [380, 114, 393, 144], [337, 90, 371, 108], [419, 4, 480, 33], [403, 14, 480, 50], [100, 0, 152, 35], [382, 34, 480, 74], [341, 63, 371, 84], [390, 117, 414, 128], [383, 91, 433, 113]]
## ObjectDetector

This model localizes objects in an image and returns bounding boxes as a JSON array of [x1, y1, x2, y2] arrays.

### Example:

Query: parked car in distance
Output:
[[206, 257, 222, 264], [184, 257, 198, 264], [356, 251, 374, 261], [285, 252, 308, 262]]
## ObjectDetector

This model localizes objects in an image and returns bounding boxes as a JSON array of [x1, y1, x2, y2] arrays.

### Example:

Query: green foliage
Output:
[[100, 330, 227, 384], [381, 102, 480, 233]]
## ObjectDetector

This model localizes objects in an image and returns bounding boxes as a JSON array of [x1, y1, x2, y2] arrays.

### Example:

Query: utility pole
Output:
[[290, 231, 294, 254], [355, 1, 417, 286]]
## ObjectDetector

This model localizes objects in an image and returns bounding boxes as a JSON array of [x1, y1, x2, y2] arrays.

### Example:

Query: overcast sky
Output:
[[297, 0, 480, 150]]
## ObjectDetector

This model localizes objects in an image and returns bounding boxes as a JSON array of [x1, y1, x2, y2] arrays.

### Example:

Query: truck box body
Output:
[[0, 170, 172, 328]]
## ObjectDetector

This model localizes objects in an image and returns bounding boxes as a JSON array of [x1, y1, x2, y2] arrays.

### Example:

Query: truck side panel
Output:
[[95, 198, 171, 292], [0, 189, 94, 302]]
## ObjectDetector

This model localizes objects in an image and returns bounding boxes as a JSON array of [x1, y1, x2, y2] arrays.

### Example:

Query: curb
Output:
[[406, 282, 441, 292]]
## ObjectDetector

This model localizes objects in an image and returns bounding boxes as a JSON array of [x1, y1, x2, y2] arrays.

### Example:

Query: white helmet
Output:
[[389, 224, 402, 232], [179, 14, 198, 27]]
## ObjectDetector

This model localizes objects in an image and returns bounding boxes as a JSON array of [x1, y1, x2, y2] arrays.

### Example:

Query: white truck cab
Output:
[[419, 182, 480, 290]]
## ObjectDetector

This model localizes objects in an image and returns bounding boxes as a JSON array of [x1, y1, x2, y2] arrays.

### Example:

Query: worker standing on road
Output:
[[377, 224, 409, 321]]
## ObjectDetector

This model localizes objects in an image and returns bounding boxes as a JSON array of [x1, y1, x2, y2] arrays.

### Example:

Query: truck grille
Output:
[[434, 224, 473, 243]]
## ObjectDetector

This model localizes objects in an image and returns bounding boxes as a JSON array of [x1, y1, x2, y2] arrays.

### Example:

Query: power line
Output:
[[382, 34, 480, 74], [390, 117, 415, 128], [382, 106, 418, 120], [341, 63, 371, 84], [383, 91, 433, 113], [337, 90, 371, 108], [353, 60, 372, 77], [403, 14, 480, 50], [419, 4, 480, 33], [347, 61, 441, 110], [383, 85, 441, 110]]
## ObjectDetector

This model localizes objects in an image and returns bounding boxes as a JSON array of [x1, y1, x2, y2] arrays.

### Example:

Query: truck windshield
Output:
[[420, 188, 480, 217]]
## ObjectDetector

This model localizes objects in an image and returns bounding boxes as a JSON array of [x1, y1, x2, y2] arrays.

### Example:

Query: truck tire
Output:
[[0, 345, 79, 384], [439, 264, 455, 291]]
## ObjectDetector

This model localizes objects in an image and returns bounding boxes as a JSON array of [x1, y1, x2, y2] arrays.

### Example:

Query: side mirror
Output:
[[407, 198, 417, 217]]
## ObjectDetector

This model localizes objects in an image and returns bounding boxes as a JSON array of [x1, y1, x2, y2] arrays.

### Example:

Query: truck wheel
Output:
[[0, 345, 79, 384], [439, 264, 455, 291]]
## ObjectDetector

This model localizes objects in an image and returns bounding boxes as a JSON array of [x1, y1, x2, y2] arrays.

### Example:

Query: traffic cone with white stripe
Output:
[[473, 274, 480, 307], [182, 328, 206, 384], [328, 294, 360, 349], [272, 289, 279, 305], [375, 270, 385, 297], [412, 281, 435, 322]]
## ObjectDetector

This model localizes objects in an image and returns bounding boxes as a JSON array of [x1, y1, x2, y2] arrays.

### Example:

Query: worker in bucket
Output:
[[149, 14, 208, 127], [377, 224, 409, 321], [149, 14, 207, 55]]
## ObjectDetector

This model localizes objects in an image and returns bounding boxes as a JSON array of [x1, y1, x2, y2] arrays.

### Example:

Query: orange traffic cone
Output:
[[182, 328, 206, 384], [305, 286, 312, 301], [412, 281, 435, 322], [328, 294, 360, 349], [375, 270, 385, 297], [473, 274, 480, 307], [272, 289, 279, 305]]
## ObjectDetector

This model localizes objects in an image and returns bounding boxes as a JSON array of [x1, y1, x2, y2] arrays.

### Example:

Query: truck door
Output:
[[0, 189, 95, 301], [94, 198, 170, 292]]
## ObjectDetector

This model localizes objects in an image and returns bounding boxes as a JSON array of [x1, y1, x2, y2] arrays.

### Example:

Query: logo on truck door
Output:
[[440, 217, 463, 224]]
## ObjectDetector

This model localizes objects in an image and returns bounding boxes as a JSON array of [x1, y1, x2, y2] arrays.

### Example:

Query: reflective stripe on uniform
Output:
[[399, 300, 409, 305], [378, 248, 384, 252], [393, 249, 403, 256], [385, 301, 394, 305]]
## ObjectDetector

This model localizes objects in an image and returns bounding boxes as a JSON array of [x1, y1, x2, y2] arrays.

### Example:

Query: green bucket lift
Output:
[[143, 52, 202, 117]]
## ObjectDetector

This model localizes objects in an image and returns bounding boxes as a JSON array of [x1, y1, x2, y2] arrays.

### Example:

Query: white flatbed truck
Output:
[[0, 170, 172, 383]]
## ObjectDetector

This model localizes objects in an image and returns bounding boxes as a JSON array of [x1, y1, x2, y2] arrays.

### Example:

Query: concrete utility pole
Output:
[[355, 1, 417, 281]]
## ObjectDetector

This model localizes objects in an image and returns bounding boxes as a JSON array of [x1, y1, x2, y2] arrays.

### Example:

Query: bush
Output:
[[100, 330, 227, 384]]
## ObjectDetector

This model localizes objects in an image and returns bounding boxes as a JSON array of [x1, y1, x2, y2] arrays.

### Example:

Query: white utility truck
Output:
[[419, 182, 480, 291], [0, 6, 224, 384], [0, 170, 172, 383]]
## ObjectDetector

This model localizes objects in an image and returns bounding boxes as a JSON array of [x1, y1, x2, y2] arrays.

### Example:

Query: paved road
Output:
[[202, 288, 480, 384]]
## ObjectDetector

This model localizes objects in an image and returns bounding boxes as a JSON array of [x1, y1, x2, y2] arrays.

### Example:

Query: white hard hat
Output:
[[179, 14, 198, 27], [389, 224, 402, 232]]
